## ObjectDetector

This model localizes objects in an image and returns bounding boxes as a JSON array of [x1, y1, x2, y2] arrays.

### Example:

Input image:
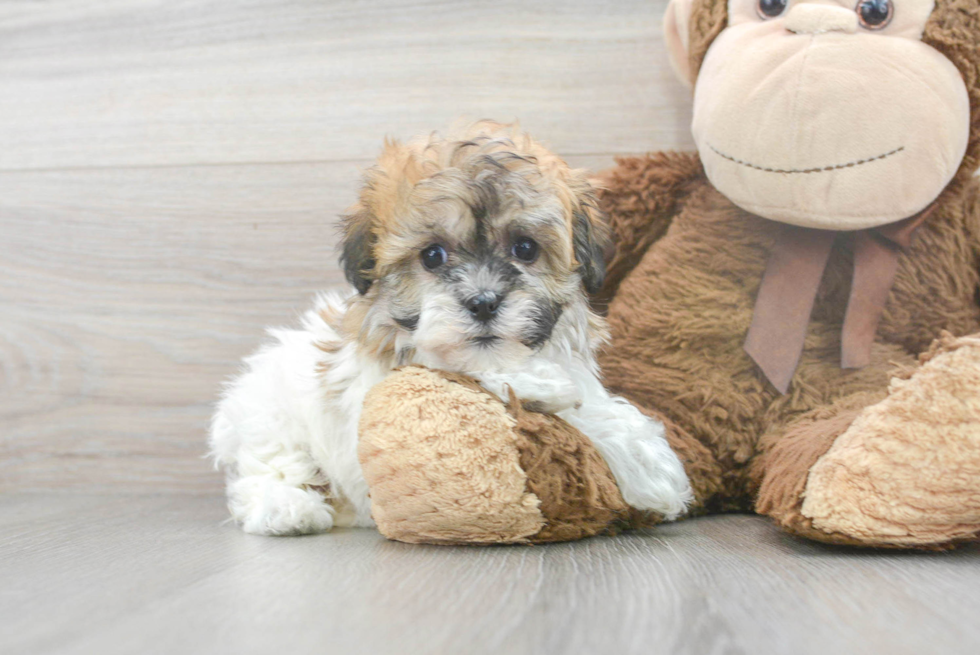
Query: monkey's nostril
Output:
[[465, 292, 501, 323]]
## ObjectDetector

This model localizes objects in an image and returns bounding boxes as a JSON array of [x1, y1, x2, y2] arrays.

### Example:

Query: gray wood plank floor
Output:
[[3, 494, 979, 655]]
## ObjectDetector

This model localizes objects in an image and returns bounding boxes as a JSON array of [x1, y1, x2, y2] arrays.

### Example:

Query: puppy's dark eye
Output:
[[856, 0, 892, 29], [420, 244, 447, 270], [757, 0, 787, 18], [511, 237, 539, 263]]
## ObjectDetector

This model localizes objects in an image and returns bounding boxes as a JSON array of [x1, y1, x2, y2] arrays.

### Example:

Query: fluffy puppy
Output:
[[209, 122, 692, 535]]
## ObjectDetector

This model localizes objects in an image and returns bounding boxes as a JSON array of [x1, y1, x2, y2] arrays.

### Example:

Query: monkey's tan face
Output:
[[340, 127, 607, 372], [691, 0, 970, 230]]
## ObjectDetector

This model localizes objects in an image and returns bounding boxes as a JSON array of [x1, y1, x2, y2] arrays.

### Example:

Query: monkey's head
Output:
[[665, 0, 980, 230]]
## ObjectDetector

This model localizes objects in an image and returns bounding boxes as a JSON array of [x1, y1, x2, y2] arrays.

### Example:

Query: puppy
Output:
[[209, 122, 692, 535]]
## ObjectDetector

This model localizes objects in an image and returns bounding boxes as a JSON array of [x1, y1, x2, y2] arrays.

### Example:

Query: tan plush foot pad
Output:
[[802, 334, 980, 548]]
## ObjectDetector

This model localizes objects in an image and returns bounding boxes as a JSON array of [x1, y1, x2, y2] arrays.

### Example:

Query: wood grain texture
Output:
[[2, 495, 979, 655], [0, 0, 689, 493], [0, 0, 694, 171], [1, 163, 350, 492]]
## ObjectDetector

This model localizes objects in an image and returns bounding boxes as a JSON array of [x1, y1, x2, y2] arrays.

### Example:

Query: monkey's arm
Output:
[[593, 151, 704, 304], [966, 178, 980, 307]]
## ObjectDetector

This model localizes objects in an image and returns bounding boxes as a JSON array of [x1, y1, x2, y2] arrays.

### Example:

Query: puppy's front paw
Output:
[[228, 477, 335, 536], [607, 431, 693, 520], [566, 400, 693, 520], [476, 360, 582, 413], [520, 377, 582, 414]]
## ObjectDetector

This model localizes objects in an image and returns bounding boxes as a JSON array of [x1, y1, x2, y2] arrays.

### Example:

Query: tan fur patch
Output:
[[313, 305, 346, 358], [357, 366, 546, 544]]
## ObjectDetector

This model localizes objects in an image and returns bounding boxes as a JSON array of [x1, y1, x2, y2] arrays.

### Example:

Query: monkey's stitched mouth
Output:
[[708, 144, 905, 175]]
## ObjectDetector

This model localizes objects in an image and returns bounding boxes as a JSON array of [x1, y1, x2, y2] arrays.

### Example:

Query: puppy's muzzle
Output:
[[465, 291, 503, 323]]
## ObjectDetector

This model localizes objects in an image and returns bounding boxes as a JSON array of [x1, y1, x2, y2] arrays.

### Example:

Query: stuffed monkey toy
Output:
[[596, 0, 980, 548], [360, 0, 980, 548]]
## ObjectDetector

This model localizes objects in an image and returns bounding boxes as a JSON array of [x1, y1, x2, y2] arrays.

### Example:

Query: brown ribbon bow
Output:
[[744, 207, 934, 394]]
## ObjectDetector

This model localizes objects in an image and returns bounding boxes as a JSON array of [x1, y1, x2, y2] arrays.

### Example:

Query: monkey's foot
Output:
[[801, 333, 980, 548], [358, 366, 632, 545]]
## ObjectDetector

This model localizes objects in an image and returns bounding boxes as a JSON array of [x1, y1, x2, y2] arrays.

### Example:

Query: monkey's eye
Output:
[[757, 0, 788, 19], [420, 244, 447, 270], [856, 0, 893, 29], [511, 237, 539, 263]]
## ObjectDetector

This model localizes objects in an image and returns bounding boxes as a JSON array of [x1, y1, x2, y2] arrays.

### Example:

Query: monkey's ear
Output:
[[339, 207, 377, 295], [572, 199, 611, 295], [664, 0, 695, 88]]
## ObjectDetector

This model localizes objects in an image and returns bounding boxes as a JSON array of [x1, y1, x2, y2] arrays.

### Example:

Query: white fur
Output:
[[210, 291, 693, 535]]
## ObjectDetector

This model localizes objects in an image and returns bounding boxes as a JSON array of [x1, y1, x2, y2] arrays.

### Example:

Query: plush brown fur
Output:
[[509, 394, 635, 543], [595, 0, 980, 548], [598, 158, 980, 546]]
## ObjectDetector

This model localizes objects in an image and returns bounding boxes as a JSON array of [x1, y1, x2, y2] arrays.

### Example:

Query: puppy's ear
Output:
[[572, 197, 611, 295], [340, 207, 376, 295]]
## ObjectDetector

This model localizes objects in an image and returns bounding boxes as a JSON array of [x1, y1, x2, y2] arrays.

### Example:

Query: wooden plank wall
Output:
[[0, 0, 694, 493]]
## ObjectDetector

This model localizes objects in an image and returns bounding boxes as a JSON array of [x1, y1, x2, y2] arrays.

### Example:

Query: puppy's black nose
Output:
[[465, 292, 501, 323]]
